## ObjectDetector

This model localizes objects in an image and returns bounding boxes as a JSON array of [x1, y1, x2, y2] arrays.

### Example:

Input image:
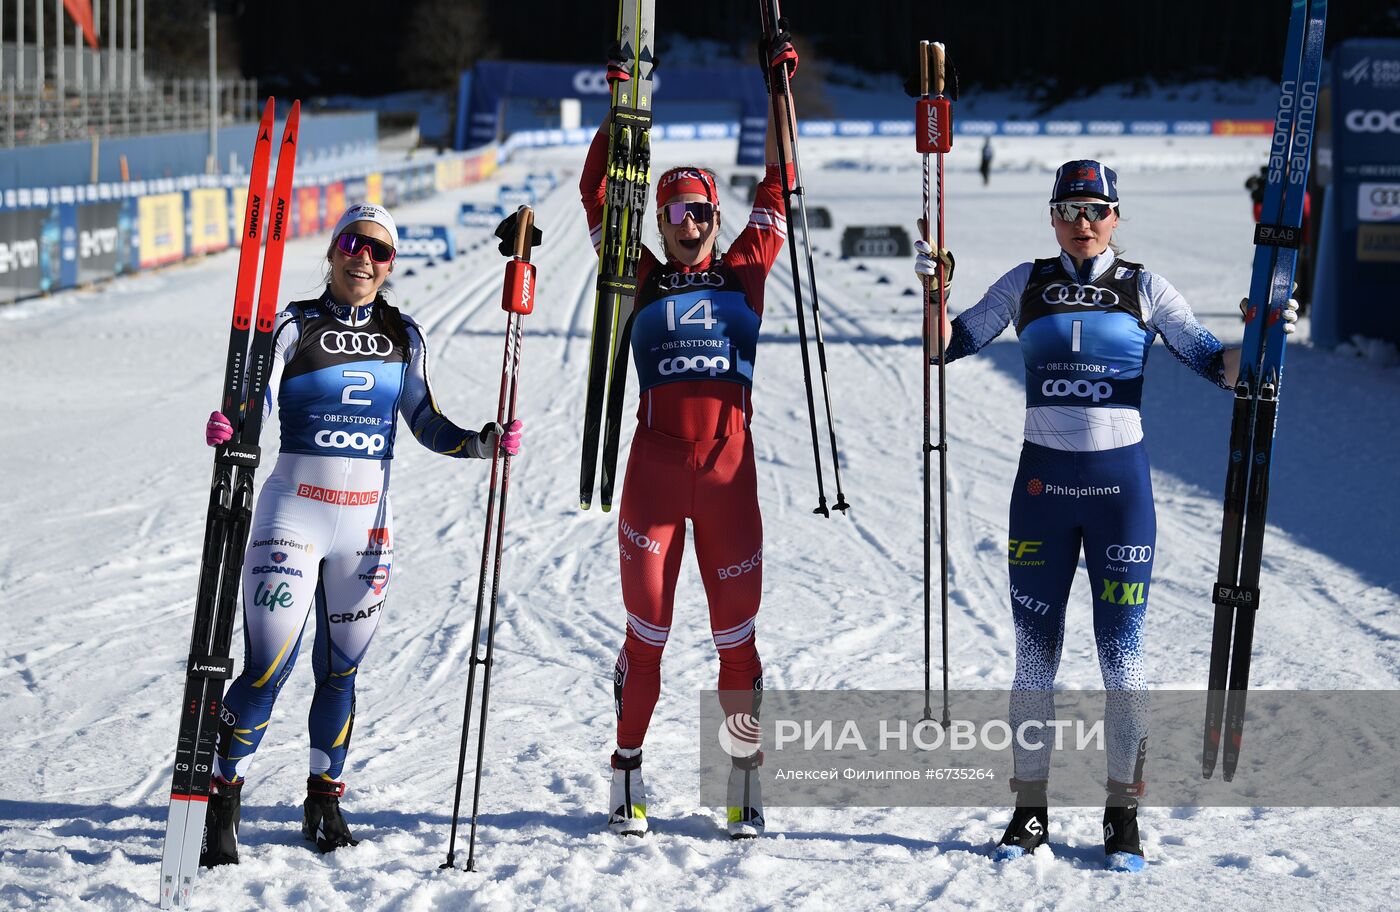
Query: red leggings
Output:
[[614, 425, 764, 749]]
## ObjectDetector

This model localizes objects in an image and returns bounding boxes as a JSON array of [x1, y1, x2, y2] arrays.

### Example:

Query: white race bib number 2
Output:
[[342, 370, 375, 406]]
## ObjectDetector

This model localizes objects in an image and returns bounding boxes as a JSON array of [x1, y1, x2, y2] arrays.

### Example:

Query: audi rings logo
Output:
[[320, 332, 393, 356], [1042, 378, 1114, 402], [1105, 545, 1153, 563], [315, 429, 387, 454], [1042, 283, 1120, 308], [1371, 187, 1400, 207], [658, 271, 726, 290], [658, 354, 731, 377], [1345, 110, 1400, 134], [573, 70, 611, 94]]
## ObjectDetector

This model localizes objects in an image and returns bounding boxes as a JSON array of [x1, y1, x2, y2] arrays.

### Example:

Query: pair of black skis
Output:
[[1203, 0, 1327, 782], [159, 97, 300, 909], [579, 0, 655, 513]]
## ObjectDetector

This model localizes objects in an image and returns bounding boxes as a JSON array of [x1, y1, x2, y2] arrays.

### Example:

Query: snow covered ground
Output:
[[2, 133, 1398, 911]]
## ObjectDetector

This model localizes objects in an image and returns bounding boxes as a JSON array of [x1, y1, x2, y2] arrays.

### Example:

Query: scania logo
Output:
[[1345, 110, 1400, 134], [1042, 378, 1113, 402], [573, 70, 611, 94], [1105, 545, 1153, 563], [315, 429, 387, 454], [658, 271, 725, 290], [320, 332, 393, 356], [658, 354, 730, 377], [1042, 283, 1120, 307]]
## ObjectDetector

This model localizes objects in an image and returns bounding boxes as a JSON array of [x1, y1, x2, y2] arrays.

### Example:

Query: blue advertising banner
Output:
[[458, 61, 769, 165], [1314, 39, 1400, 348], [397, 224, 456, 261]]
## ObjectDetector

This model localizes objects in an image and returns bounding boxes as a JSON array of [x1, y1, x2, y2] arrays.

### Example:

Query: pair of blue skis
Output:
[[1203, 0, 1327, 782]]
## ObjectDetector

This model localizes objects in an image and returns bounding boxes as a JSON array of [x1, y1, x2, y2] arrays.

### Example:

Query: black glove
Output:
[[606, 41, 631, 86], [494, 208, 544, 258], [758, 18, 799, 90]]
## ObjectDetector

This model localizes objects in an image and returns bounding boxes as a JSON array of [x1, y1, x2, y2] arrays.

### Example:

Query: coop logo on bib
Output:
[[658, 353, 731, 377], [315, 429, 387, 454]]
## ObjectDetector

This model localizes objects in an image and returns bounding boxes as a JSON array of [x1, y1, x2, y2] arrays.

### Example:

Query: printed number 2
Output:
[[342, 370, 374, 406], [666, 298, 716, 332]]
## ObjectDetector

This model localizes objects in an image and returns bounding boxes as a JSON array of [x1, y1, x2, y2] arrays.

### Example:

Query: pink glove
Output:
[[500, 419, 523, 456], [206, 410, 234, 447]]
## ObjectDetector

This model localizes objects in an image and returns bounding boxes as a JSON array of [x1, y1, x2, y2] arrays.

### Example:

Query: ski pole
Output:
[[442, 206, 540, 872], [759, 0, 848, 516], [916, 41, 954, 726]]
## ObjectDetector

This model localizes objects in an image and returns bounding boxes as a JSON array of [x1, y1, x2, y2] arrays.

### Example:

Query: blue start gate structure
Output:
[[456, 61, 770, 165]]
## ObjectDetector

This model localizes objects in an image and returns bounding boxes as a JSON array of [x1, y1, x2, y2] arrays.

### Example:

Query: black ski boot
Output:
[[302, 777, 359, 853], [994, 778, 1048, 861], [199, 777, 243, 867], [1104, 778, 1146, 872]]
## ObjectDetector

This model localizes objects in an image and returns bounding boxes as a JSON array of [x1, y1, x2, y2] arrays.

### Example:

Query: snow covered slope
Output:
[[2, 134, 1397, 911]]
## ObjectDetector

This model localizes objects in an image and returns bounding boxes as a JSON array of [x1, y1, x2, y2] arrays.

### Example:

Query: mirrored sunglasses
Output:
[[1050, 201, 1119, 223], [335, 232, 396, 264], [663, 201, 716, 225]]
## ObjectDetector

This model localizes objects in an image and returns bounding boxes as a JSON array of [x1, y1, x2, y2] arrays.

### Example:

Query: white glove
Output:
[[914, 239, 955, 289], [1239, 296, 1299, 334]]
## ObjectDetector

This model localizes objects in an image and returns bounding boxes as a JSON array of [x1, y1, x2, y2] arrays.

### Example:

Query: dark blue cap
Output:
[[1051, 160, 1118, 203]]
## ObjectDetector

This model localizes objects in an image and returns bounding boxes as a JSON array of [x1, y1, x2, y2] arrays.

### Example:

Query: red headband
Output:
[[656, 167, 718, 206]]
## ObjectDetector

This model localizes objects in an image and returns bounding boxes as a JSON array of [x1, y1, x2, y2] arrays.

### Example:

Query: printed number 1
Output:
[[666, 298, 716, 332], [342, 370, 374, 406], [1071, 320, 1082, 353]]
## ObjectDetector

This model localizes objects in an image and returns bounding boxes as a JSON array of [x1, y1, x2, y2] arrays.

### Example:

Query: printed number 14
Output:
[[666, 299, 716, 332]]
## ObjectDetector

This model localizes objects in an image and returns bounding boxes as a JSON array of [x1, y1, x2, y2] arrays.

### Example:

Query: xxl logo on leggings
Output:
[[1100, 579, 1146, 606]]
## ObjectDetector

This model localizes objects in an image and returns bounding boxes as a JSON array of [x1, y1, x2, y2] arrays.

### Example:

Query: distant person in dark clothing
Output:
[[980, 137, 994, 186]]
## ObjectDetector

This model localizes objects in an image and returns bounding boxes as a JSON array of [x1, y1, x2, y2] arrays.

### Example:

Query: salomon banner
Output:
[[1314, 38, 1400, 348], [76, 202, 123, 284]]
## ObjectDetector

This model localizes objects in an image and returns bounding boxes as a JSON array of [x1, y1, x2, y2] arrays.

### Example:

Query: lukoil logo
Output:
[[1042, 378, 1114, 402], [1345, 110, 1400, 134], [316, 429, 387, 454], [659, 354, 730, 377], [717, 713, 762, 758], [620, 518, 662, 555]]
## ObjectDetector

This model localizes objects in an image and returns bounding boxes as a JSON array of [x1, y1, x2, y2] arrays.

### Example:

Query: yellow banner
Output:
[[366, 173, 384, 205], [137, 193, 185, 268], [189, 188, 230, 255]]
